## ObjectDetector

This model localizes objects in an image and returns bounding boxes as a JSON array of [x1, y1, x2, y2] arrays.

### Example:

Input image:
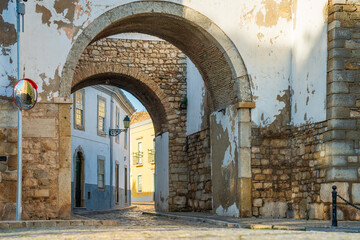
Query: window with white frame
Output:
[[137, 175, 143, 193], [74, 90, 84, 130], [97, 96, 106, 136], [97, 156, 105, 190]]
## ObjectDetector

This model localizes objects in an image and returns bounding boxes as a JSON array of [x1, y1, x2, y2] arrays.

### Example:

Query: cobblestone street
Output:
[[0, 203, 360, 239]]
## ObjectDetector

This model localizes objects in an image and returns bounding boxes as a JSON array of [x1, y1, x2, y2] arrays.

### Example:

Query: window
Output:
[[97, 96, 106, 136], [116, 107, 120, 142], [138, 142, 142, 164], [137, 175, 142, 193], [74, 90, 84, 130], [97, 156, 105, 190]]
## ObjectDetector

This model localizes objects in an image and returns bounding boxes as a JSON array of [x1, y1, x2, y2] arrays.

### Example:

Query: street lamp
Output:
[[109, 115, 130, 136]]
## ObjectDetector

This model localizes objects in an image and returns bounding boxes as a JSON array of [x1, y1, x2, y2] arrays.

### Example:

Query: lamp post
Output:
[[109, 115, 130, 136]]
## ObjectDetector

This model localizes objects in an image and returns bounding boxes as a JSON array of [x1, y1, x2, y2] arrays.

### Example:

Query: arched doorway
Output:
[[73, 147, 85, 208], [59, 1, 253, 218]]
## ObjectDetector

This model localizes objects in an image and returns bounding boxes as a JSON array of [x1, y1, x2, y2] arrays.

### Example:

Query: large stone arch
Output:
[[60, 1, 252, 110], [57, 1, 254, 217], [72, 63, 172, 135]]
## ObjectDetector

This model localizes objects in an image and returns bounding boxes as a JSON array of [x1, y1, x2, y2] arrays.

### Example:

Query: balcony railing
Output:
[[132, 152, 143, 165], [148, 149, 155, 163]]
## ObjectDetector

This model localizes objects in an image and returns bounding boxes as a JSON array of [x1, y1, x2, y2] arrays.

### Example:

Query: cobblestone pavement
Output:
[[0, 203, 359, 239]]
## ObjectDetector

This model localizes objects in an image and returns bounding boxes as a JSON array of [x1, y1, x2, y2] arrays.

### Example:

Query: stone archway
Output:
[[58, 1, 254, 218]]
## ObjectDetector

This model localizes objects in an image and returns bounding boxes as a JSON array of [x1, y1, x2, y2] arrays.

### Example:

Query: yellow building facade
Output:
[[130, 112, 155, 202]]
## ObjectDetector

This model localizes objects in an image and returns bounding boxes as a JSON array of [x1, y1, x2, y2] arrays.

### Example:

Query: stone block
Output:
[[23, 118, 56, 138], [324, 155, 347, 166], [348, 156, 358, 163], [260, 201, 287, 218], [326, 167, 358, 181], [309, 203, 325, 220], [321, 182, 349, 203], [327, 94, 355, 108], [59, 105, 71, 137], [328, 119, 356, 130], [352, 183, 360, 204], [329, 48, 351, 59], [253, 198, 263, 207], [239, 147, 251, 178], [323, 130, 346, 141], [328, 82, 349, 94], [325, 140, 354, 155], [173, 196, 186, 205], [328, 28, 350, 41], [59, 137, 71, 168], [34, 189, 49, 197], [239, 122, 251, 148]]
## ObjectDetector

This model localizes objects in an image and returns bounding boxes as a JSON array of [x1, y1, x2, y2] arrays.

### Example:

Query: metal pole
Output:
[[15, 0, 22, 221], [332, 185, 337, 227]]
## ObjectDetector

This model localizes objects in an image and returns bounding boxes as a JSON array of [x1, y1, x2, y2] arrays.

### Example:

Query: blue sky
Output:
[[122, 90, 146, 112]]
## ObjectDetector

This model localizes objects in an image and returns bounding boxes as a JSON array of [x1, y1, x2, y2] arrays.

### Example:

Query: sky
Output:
[[122, 90, 146, 112]]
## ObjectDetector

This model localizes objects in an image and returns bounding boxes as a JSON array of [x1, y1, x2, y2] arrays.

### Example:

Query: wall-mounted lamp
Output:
[[109, 115, 130, 136]]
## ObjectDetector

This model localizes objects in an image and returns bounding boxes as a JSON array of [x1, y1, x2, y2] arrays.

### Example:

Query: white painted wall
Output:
[[71, 86, 131, 193], [154, 132, 169, 212], [186, 57, 205, 135], [0, 0, 329, 127], [291, 0, 328, 125]]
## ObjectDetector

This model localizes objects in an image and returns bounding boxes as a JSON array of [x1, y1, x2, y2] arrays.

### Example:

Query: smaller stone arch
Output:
[[72, 145, 86, 208], [72, 63, 173, 135]]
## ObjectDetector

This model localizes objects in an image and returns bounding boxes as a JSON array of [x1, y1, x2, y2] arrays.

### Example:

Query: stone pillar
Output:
[[237, 102, 255, 217], [322, 0, 360, 220], [55, 97, 72, 219]]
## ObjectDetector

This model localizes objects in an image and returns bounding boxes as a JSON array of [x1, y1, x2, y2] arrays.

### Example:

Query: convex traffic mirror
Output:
[[13, 78, 38, 110]]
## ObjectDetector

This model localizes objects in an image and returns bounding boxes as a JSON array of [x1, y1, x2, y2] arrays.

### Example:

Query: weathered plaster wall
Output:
[[186, 57, 205, 135], [154, 132, 169, 212], [0, 0, 328, 128], [210, 105, 239, 217], [291, 0, 328, 125], [0, 0, 17, 99]]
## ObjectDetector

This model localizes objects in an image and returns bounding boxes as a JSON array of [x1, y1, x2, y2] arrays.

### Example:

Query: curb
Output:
[[143, 212, 241, 228], [143, 212, 360, 233], [0, 220, 120, 230]]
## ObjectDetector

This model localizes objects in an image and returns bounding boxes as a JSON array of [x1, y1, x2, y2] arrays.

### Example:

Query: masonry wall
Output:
[[187, 129, 212, 211], [251, 122, 328, 219]]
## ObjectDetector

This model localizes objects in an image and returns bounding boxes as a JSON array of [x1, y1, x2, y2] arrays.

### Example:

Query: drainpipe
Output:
[[15, 0, 25, 221], [109, 92, 114, 209]]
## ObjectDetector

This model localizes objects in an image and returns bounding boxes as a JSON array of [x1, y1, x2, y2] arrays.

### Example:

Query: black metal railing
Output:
[[331, 185, 360, 227]]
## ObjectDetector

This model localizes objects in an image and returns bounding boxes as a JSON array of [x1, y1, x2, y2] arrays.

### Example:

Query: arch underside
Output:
[[62, 1, 251, 111], [72, 73, 168, 135]]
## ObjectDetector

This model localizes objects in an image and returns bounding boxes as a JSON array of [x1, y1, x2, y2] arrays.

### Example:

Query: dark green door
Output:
[[75, 152, 82, 207]]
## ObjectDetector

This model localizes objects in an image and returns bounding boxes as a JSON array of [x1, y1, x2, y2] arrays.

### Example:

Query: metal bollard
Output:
[[332, 185, 337, 227]]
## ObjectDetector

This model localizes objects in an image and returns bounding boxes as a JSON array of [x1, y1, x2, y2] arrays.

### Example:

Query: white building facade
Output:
[[71, 86, 135, 211]]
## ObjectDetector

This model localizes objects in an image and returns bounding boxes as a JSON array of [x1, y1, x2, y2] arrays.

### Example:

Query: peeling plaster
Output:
[[211, 106, 239, 216], [216, 202, 239, 218], [0, 0, 17, 98], [0, 0, 16, 47], [255, 0, 292, 28]]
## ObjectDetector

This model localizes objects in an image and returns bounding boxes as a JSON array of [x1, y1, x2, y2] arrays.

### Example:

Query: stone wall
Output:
[[0, 125, 17, 220], [252, 122, 327, 219], [187, 129, 212, 211]]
